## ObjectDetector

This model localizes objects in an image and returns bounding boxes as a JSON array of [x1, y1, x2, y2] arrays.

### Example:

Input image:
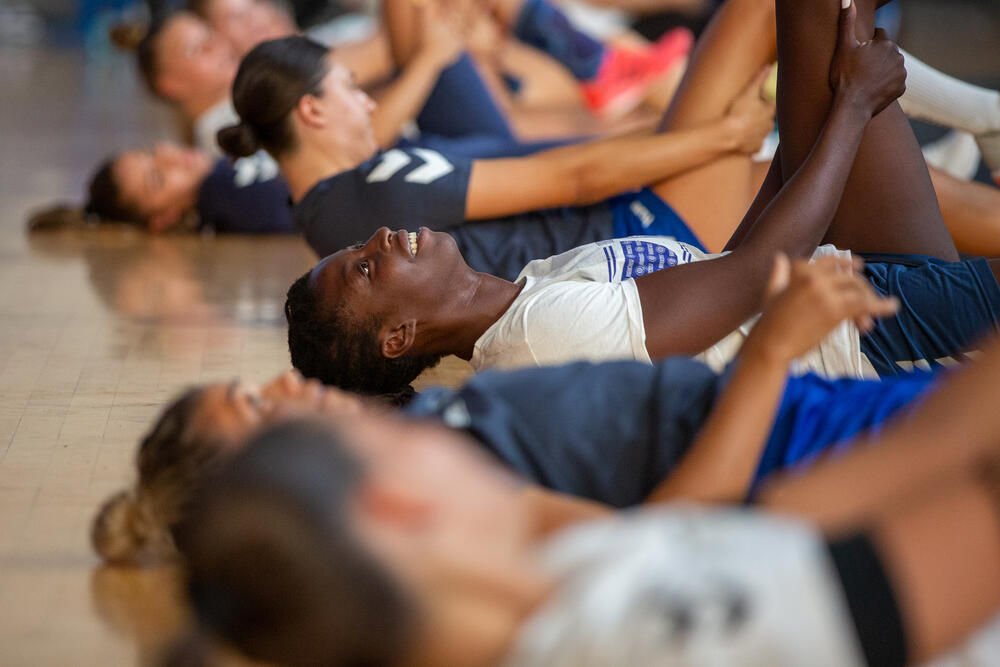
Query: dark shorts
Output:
[[859, 252, 1000, 376], [610, 188, 707, 252]]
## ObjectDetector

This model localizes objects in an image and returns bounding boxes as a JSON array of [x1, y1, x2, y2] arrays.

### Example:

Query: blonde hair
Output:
[[92, 388, 226, 565]]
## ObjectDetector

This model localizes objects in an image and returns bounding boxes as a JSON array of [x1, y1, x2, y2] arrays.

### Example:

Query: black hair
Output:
[[218, 35, 329, 159], [135, 18, 167, 97], [284, 270, 441, 401], [83, 158, 147, 226], [180, 418, 415, 667]]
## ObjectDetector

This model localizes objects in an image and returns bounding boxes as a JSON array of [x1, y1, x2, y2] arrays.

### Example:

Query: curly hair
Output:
[[284, 270, 441, 400]]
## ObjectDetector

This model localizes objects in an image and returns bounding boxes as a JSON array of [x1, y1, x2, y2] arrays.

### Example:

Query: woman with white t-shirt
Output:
[[283, 0, 1000, 398]]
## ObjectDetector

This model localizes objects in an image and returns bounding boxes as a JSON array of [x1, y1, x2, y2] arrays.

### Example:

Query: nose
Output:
[[262, 369, 303, 399], [364, 227, 392, 253], [153, 142, 181, 165]]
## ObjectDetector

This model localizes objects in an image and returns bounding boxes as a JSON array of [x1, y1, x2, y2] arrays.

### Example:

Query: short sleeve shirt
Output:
[[471, 237, 876, 379], [294, 147, 617, 280], [196, 157, 294, 234], [404, 357, 727, 507], [502, 508, 865, 667]]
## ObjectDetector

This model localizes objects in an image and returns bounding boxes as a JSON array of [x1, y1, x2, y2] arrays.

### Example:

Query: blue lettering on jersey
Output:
[[619, 240, 678, 280]]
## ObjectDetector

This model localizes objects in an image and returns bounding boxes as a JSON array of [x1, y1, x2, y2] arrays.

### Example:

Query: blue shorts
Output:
[[859, 253, 1000, 376], [752, 369, 939, 491], [609, 188, 707, 252]]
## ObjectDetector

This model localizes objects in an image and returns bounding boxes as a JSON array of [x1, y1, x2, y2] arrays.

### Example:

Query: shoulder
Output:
[[356, 147, 471, 188]]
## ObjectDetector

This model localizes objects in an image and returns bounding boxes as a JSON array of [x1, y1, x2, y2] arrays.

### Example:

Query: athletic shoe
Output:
[[581, 28, 693, 118]]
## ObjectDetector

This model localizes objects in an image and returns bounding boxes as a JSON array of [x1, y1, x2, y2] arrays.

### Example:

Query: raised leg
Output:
[[650, 0, 777, 252], [774, 0, 958, 260]]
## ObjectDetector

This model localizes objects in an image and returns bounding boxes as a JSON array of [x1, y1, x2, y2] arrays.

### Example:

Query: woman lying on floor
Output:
[[226, 0, 1000, 281], [282, 0, 1000, 397], [27, 142, 293, 235], [92, 244, 999, 570], [177, 311, 1000, 667]]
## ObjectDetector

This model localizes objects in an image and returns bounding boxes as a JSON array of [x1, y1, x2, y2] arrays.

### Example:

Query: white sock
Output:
[[922, 130, 981, 181], [899, 49, 1000, 136]]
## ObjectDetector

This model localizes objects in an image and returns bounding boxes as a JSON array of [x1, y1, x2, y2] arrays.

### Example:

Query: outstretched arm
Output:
[[637, 1, 907, 359], [647, 254, 897, 505], [464, 71, 773, 218]]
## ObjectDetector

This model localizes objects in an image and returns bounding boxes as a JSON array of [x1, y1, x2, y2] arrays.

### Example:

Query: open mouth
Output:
[[408, 231, 418, 257]]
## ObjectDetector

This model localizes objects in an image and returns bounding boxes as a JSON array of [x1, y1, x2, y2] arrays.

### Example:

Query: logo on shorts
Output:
[[630, 200, 655, 228], [620, 240, 678, 279]]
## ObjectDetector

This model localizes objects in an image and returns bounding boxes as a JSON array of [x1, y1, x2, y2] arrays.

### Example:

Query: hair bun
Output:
[[26, 204, 89, 232], [217, 123, 261, 159], [108, 20, 148, 51], [91, 489, 176, 565]]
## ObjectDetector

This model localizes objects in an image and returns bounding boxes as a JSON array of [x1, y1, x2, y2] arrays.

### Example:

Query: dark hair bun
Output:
[[217, 123, 260, 158]]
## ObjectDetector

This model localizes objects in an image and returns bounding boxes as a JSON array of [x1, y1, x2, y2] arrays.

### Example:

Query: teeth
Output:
[[408, 231, 418, 256]]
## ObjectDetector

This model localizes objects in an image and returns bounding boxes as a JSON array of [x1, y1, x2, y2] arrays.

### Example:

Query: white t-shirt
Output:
[[501, 508, 865, 667], [194, 98, 239, 158], [470, 237, 877, 379]]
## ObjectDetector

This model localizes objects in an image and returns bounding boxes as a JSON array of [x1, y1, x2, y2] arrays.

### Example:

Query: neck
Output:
[[406, 550, 553, 667], [280, 140, 372, 203], [420, 273, 525, 362], [180, 88, 228, 122]]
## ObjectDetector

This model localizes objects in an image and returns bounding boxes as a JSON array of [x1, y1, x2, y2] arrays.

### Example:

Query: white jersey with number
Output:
[[501, 508, 866, 667], [470, 236, 877, 379]]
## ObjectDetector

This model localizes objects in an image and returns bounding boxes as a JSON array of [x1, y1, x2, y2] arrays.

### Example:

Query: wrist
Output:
[[716, 116, 744, 153], [740, 333, 795, 369], [831, 86, 873, 121]]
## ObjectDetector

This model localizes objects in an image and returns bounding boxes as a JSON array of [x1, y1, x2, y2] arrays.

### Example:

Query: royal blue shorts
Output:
[[859, 253, 1000, 376], [752, 369, 940, 492], [609, 188, 707, 252]]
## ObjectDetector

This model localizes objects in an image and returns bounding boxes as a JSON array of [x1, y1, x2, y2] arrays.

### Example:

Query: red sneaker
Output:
[[581, 28, 694, 117]]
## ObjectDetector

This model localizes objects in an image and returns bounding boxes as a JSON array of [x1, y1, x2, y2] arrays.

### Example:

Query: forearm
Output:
[[546, 120, 740, 206], [647, 344, 789, 505], [763, 333, 1000, 528], [741, 94, 870, 260], [371, 52, 450, 149]]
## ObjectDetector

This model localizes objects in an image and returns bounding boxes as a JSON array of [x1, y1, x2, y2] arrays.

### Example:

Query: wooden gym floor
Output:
[[0, 47, 469, 666], [1, 3, 998, 664]]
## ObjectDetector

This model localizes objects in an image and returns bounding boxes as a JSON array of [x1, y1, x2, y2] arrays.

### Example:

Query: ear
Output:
[[147, 206, 183, 233], [381, 320, 417, 359], [295, 94, 327, 130]]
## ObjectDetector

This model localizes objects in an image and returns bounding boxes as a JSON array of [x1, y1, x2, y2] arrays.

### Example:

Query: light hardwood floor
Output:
[[0, 46, 469, 666]]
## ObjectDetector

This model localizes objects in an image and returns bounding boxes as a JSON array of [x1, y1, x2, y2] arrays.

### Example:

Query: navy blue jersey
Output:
[[294, 147, 616, 281], [405, 358, 727, 507], [196, 155, 295, 234], [404, 358, 938, 508]]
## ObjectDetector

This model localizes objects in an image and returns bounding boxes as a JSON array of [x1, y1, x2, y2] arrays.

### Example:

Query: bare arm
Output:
[[647, 255, 897, 505], [465, 117, 754, 218], [637, 3, 906, 359], [371, 4, 465, 149]]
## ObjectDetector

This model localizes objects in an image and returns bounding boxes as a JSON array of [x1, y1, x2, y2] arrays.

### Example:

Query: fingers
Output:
[[766, 252, 791, 299], [839, 0, 858, 49], [871, 27, 890, 44]]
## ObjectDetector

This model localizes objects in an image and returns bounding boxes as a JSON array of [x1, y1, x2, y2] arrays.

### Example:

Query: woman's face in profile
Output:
[[113, 143, 213, 230]]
